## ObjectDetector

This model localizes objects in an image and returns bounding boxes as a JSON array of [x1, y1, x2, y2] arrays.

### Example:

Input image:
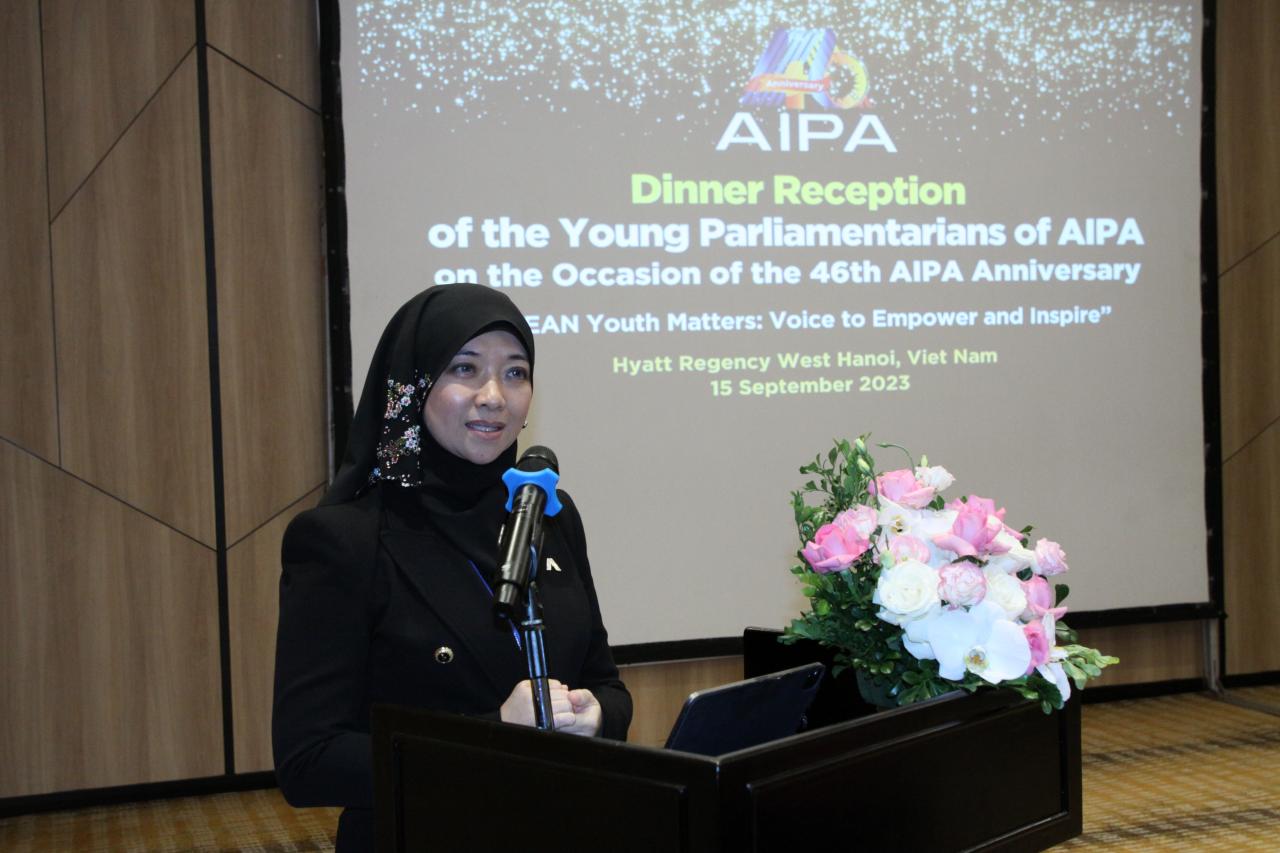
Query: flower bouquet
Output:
[[782, 436, 1117, 712]]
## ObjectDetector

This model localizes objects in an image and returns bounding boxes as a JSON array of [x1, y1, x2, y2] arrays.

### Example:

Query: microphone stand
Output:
[[516, 541, 554, 731]]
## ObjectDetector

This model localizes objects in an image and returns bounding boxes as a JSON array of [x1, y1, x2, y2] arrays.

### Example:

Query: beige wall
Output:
[[0, 1, 1275, 801]]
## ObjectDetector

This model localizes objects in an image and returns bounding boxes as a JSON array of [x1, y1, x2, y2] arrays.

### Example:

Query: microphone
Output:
[[494, 446, 563, 619]]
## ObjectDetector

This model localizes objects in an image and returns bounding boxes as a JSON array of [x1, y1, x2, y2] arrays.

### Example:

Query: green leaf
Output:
[[1054, 584, 1070, 605]]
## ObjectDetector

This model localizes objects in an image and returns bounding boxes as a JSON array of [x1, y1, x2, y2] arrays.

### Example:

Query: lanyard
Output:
[[469, 561, 523, 651]]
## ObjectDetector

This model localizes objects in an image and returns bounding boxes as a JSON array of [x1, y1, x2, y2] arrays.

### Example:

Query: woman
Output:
[[272, 284, 631, 851]]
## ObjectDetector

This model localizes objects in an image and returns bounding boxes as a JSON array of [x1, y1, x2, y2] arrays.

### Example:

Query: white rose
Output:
[[874, 559, 942, 626], [983, 567, 1028, 619], [914, 464, 955, 493]]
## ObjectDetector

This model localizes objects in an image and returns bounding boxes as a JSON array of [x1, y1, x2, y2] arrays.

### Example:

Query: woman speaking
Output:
[[272, 284, 631, 850]]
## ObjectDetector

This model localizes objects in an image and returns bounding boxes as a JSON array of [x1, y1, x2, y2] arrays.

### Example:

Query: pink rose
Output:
[[873, 469, 935, 509], [1023, 621, 1051, 673], [1034, 538, 1069, 576], [1021, 576, 1068, 622], [801, 507, 875, 573], [938, 562, 987, 608], [932, 502, 1003, 557], [888, 534, 931, 564], [946, 495, 1003, 521], [946, 495, 1021, 547]]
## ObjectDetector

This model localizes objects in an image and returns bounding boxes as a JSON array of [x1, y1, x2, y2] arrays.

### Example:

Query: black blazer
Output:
[[272, 485, 631, 849]]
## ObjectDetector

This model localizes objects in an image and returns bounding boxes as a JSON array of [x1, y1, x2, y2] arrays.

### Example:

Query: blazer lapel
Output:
[[379, 528, 526, 695]]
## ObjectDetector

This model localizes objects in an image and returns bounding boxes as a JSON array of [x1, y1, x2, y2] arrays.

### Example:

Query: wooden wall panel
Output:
[[1216, 0, 1280, 271], [51, 55, 216, 546], [0, 440, 223, 798], [228, 487, 324, 773], [0, 0, 58, 463], [1224, 423, 1280, 675], [41, 0, 194, 214], [206, 0, 321, 110], [1219, 236, 1280, 458], [1076, 621, 1205, 688], [209, 54, 327, 545], [1217, 0, 1280, 679], [618, 657, 743, 748]]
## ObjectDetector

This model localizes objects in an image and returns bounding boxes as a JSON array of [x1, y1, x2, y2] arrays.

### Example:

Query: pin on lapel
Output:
[[433, 646, 454, 664]]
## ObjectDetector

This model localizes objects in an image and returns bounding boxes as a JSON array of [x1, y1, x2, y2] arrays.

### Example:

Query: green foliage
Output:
[[1060, 645, 1121, 688]]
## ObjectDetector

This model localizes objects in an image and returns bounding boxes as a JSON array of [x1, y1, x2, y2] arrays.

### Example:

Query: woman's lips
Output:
[[466, 420, 506, 438]]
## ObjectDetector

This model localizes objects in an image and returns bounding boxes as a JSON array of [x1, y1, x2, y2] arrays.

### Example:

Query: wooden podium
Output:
[[373, 640, 1082, 852]]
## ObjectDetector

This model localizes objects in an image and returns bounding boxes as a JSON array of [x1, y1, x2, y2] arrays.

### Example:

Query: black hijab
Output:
[[323, 284, 535, 572]]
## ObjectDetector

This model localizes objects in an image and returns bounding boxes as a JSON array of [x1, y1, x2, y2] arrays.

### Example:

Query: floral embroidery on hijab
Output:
[[370, 374, 431, 486]]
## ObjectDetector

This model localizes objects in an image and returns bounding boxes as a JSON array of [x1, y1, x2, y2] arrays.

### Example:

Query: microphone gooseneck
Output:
[[494, 446, 563, 730]]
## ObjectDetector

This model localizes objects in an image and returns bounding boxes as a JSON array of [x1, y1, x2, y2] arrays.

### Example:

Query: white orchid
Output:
[[1037, 653, 1072, 703], [927, 600, 1032, 683]]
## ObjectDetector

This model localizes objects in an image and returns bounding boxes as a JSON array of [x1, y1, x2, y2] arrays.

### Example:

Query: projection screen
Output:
[[335, 1, 1209, 646]]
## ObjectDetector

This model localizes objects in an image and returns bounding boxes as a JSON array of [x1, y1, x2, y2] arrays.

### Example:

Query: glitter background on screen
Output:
[[353, 0, 1196, 142]]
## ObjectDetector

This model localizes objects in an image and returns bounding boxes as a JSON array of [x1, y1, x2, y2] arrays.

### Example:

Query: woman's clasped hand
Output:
[[499, 679, 603, 736]]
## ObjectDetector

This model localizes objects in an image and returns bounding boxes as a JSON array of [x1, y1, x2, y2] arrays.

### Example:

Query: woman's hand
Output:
[[560, 688, 602, 737], [499, 680, 601, 736], [500, 679, 572, 729]]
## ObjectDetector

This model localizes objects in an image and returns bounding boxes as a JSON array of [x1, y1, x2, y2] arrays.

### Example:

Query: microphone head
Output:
[[517, 445, 558, 474]]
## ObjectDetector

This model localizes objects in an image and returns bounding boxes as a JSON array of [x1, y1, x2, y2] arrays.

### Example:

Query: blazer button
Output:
[[433, 646, 455, 664]]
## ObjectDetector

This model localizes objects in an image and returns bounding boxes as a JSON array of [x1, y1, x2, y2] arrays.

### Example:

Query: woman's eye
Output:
[[506, 366, 530, 381], [450, 362, 475, 376]]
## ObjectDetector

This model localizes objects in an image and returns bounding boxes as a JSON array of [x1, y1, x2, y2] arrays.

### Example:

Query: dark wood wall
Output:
[[1, 1, 326, 797], [0, 1, 1275, 793], [1217, 0, 1280, 679]]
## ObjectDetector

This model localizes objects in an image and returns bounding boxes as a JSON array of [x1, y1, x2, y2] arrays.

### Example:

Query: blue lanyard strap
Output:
[[469, 561, 523, 651]]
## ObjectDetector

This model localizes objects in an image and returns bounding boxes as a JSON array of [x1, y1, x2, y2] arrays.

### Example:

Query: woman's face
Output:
[[422, 330, 532, 464]]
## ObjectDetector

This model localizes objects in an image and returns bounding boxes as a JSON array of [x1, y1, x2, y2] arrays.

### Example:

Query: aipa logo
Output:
[[717, 28, 896, 153]]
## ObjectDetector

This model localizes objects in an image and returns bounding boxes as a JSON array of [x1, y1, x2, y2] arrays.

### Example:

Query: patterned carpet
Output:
[[1050, 685, 1280, 852], [2, 687, 1277, 852], [0, 789, 337, 852]]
